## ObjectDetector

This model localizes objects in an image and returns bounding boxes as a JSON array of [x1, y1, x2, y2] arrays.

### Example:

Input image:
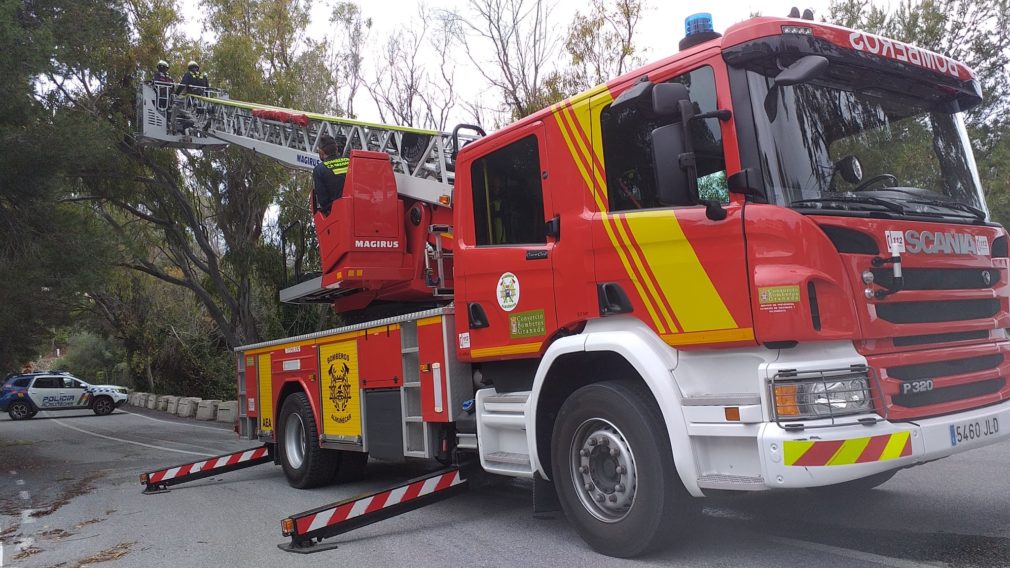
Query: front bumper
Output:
[[759, 399, 1010, 488]]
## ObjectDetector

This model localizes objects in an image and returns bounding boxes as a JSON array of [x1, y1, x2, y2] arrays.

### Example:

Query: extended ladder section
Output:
[[136, 83, 480, 206], [140, 445, 272, 493], [136, 82, 478, 309]]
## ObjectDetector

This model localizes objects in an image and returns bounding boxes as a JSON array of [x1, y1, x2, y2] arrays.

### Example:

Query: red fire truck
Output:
[[137, 12, 1009, 558]]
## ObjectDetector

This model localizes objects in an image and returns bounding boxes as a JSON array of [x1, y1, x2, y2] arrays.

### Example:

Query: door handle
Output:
[[545, 215, 560, 239], [468, 302, 490, 329], [598, 282, 634, 315]]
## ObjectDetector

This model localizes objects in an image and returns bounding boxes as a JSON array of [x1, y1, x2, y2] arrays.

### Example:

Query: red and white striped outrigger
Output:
[[279, 467, 468, 553], [140, 445, 272, 493]]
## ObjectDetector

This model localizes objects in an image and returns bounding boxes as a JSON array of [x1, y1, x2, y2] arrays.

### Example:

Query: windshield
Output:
[[743, 65, 987, 220]]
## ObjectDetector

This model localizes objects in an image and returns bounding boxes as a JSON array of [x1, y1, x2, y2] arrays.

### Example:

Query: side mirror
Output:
[[652, 122, 692, 206], [652, 83, 690, 117], [611, 77, 652, 114], [764, 55, 829, 122], [774, 55, 829, 87]]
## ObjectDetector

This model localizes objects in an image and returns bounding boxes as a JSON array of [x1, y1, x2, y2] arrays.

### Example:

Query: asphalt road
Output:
[[1, 406, 1008, 568]]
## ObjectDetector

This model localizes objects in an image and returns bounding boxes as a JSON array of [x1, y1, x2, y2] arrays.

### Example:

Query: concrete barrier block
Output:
[[164, 396, 182, 414], [195, 399, 221, 421], [176, 397, 202, 418], [146, 395, 158, 409], [155, 396, 171, 411], [215, 401, 238, 423], [132, 393, 147, 407]]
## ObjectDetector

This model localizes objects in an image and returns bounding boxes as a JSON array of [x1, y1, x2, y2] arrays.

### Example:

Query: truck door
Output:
[[456, 122, 558, 360], [29, 376, 63, 410], [587, 60, 754, 347]]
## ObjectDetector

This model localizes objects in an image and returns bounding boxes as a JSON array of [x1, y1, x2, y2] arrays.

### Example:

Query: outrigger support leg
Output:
[[278, 466, 469, 554], [140, 445, 272, 494]]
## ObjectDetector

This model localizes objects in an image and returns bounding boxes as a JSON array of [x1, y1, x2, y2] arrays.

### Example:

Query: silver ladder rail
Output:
[[136, 83, 482, 206]]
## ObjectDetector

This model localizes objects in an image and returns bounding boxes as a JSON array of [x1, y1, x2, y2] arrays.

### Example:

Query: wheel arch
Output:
[[276, 379, 322, 437], [528, 317, 701, 496]]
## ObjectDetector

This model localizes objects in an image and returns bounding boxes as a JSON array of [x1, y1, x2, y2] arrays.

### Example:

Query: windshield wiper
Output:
[[907, 199, 986, 221], [790, 195, 905, 214]]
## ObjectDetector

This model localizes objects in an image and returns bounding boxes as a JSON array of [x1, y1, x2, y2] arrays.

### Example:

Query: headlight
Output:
[[773, 373, 873, 421], [118, 388, 128, 395]]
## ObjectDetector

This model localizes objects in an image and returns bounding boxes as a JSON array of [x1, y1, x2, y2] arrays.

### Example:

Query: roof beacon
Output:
[[680, 13, 722, 51]]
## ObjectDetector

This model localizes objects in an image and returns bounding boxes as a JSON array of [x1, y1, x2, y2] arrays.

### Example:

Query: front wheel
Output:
[[92, 396, 114, 416], [551, 380, 694, 558], [278, 392, 338, 489], [8, 401, 33, 420]]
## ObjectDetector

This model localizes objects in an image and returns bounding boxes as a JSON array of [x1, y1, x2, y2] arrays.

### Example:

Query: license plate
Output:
[[949, 416, 1000, 447]]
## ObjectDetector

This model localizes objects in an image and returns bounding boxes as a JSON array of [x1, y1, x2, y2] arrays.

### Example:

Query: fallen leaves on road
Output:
[[31, 473, 105, 518], [73, 517, 103, 529], [14, 544, 43, 560], [40, 527, 74, 540], [70, 541, 136, 568]]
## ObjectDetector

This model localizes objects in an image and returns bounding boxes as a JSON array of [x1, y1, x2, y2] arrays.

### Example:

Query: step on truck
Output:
[[137, 11, 1010, 558]]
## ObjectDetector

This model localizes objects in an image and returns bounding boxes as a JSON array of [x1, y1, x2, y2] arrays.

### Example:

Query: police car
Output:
[[0, 372, 129, 420]]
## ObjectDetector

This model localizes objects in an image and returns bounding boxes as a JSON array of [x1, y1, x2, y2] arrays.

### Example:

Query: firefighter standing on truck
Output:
[[313, 134, 348, 215]]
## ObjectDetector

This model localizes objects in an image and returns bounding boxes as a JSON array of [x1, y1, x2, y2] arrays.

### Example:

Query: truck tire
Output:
[[551, 380, 694, 558], [8, 401, 33, 420], [278, 392, 339, 489], [92, 396, 115, 416], [808, 469, 898, 496]]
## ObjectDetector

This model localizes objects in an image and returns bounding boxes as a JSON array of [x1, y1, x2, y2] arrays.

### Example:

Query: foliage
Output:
[[565, 0, 645, 92], [826, 0, 1010, 222], [0, 0, 118, 371], [52, 331, 127, 385], [447, 0, 566, 120]]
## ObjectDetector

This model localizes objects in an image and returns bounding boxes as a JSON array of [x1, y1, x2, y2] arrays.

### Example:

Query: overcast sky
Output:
[[180, 0, 837, 127]]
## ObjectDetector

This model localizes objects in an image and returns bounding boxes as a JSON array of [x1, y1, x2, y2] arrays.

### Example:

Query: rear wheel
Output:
[[8, 401, 33, 420], [92, 396, 114, 416], [278, 392, 338, 489], [551, 380, 694, 558]]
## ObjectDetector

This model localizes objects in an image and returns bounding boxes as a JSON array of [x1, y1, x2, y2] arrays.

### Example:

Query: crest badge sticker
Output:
[[496, 272, 520, 312], [318, 340, 361, 437]]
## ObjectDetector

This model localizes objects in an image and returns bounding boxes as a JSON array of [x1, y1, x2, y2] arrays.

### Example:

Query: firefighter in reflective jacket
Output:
[[313, 134, 348, 215]]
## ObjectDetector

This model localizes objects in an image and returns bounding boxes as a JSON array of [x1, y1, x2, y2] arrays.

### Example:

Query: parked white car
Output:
[[1, 372, 129, 420]]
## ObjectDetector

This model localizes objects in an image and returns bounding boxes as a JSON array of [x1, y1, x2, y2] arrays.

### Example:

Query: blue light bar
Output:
[[685, 13, 714, 37]]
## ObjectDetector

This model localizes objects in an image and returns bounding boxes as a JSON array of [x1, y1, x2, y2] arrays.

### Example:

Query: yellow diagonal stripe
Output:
[[783, 440, 815, 466], [623, 212, 737, 331], [827, 437, 871, 466], [880, 431, 911, 461], [610, 215, 675, 333]]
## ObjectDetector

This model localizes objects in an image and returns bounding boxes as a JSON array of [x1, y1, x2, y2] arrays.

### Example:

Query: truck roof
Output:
[[460, 16, 977, 159]]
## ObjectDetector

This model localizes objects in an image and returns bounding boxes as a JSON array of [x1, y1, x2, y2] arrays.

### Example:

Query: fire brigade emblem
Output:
[[496, 272, 520, 312], [328, 359, 353, 423]]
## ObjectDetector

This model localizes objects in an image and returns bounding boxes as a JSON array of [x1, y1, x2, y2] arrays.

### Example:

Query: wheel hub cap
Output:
[[284, 413, 307, 469], [570, 418, 637, 523]]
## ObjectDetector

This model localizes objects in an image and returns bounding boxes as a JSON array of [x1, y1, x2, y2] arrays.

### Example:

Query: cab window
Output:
[[601, 65, 728, 210], [12, 378, 30, 388], [470, 135, 546, 246], [33, 376, 61, 389], [63, 378, 85, 389]]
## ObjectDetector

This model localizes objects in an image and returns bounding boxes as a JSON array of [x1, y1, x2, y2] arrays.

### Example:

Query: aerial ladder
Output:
[[136, 81, 483, 313]]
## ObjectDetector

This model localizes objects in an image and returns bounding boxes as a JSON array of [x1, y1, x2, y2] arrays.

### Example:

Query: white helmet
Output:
[[188, 61, 199, 71]]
